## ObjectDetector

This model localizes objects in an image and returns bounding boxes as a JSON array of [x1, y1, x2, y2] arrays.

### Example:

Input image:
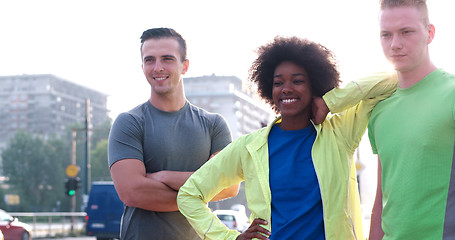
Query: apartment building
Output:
[[185, 74, 275, 140], [0, 74, 109, 149]]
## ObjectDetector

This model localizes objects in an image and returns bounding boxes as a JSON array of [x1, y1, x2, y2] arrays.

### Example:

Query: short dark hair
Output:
[[140, 28, 187, 62], [379, 0, 430, 25], [249, 36, 340, 113]]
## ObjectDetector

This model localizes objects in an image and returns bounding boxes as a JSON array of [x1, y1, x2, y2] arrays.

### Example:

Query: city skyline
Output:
[[1, 0, 454, 120]]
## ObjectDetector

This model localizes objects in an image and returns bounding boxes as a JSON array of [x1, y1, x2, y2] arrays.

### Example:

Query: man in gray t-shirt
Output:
[[108, 28, 236, 240]]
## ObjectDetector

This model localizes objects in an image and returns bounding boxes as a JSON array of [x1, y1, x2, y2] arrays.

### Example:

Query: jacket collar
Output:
[[247, 115, 322, 152], [246, 117, 280, 152]]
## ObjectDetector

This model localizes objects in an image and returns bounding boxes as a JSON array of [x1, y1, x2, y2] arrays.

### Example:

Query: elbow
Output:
[[120, 195, 137, 207], [117, 194, 131, 207], [117, 188, 141, 207], [177, 184, 202, 211]]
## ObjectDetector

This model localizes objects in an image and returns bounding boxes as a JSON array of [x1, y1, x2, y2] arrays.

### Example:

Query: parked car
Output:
[[0, 209, 32, 240], [214, 209, 250, 233], [86, 181, 124, 240]]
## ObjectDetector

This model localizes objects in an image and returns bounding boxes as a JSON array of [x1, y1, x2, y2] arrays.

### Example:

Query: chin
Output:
[[393, 65, 412, 73]]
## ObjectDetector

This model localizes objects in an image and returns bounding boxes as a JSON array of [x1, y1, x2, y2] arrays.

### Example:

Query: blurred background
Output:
[[0, 0, 453, 238]]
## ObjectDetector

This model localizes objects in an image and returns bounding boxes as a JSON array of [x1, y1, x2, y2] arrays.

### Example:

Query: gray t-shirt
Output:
[[108, 101, 232, 240]]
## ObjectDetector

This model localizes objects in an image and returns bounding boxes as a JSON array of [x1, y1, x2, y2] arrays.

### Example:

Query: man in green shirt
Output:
[[368, 1, 455, 239]]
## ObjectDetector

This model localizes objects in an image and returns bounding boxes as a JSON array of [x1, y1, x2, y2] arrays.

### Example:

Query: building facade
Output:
[[0, 74, 110, 150], [185, 74, 275, 216], [185, 74, 275, 140]]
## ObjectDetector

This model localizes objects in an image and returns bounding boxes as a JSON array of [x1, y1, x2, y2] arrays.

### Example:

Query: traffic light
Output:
[[65, 177, 80, 197]]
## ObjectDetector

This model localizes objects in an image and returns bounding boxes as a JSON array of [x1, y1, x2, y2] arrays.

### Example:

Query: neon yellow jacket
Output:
[[177, 72, 397, 240]]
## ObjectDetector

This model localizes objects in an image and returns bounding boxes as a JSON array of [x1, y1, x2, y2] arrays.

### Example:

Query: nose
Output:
[[153, 60, 164, 72], [281, 82, 293, 94], [390, 35, 403, 50]]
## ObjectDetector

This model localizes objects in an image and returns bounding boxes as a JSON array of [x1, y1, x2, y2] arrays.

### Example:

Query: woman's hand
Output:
[[236, 218, 271, 240], [311, 96, 329, 125]]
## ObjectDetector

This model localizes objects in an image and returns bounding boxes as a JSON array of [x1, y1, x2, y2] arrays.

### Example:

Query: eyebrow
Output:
[[273, 73, 306, 78], [381, 26, 415, 32], [143, 54, 177, 61], [399, 27, 415, 31], [161, 54, 177, 59]]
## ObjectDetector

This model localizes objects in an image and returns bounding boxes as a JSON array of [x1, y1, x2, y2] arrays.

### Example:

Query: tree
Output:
[[45, 137, 71, 210], [2, 119, 112, 212], [1, 131, 69, 211], [90, 120, 111, 150], [89, 120, 111, 182], [67, 120, 111, 193], [90, 139, 111, 181]]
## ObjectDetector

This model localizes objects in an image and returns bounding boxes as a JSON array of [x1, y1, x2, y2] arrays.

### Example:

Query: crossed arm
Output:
[[111, 157, 239, 212], [146, 169, 240, 202]]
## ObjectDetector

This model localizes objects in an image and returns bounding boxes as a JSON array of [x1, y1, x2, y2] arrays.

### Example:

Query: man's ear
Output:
[[427, 24, 435, 44], [182, 59, 189, 75]]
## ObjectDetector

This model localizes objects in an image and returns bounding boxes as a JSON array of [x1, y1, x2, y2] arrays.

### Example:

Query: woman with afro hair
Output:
[[178, 36, 397, 240]]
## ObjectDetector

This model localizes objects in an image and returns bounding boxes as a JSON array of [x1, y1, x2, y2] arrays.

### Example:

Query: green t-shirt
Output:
[[368, 69, 455, 240]]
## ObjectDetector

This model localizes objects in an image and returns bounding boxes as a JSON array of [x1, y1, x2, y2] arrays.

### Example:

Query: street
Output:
[[37, 237, 95, 240]]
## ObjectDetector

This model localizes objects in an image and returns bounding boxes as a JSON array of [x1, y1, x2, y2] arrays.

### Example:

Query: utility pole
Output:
[[83, 98, 91, 196], [70, 100, 110, 212], [67, 138, 80, 234]]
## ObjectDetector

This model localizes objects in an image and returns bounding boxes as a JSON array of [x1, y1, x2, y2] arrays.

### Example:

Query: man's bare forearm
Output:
[[147, 170, 193, 191], [121, 177, 179, 212], [211, 184, 240, 201], [149, 170, 240, 202], [111, 159, 180, 212]]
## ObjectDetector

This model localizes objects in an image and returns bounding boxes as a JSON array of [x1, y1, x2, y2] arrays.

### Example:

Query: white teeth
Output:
[[282, 99, 297, 103], [154, 77, 167, 81]]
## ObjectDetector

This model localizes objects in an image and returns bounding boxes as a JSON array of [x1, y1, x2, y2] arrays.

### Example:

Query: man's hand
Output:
[[236, 219, 270, 240], [146, 171, 168, 184], [311, 96, 329, 125], [146, 171, 193, 191]]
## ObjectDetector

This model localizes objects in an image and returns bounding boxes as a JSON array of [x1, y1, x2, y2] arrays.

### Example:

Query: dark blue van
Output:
[[86, 181, 124, 240]]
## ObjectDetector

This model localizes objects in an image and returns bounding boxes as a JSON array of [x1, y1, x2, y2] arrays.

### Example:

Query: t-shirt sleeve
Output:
[[209, 114, 232, 155], [108, 112, 144, 167]]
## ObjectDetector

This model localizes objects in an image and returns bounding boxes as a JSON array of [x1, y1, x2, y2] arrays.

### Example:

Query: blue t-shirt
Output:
[[268, 124, 325, 240]]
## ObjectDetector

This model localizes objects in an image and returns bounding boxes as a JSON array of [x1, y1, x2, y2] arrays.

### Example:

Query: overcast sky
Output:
[[1, 1, 454, 225], [1, 0, 454, 119]]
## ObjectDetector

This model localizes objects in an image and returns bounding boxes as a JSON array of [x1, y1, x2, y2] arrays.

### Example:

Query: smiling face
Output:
[[272, 61, 313, 130], [141, 37, 189, 97], [379, 6, 434, 74]]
